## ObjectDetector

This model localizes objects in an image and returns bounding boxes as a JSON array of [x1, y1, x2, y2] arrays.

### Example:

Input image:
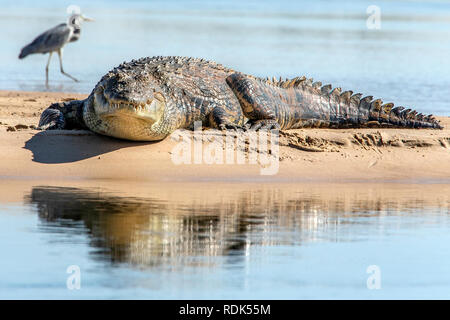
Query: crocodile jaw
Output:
[[94, 87, 165, 121], [86, 88, 167, 141]]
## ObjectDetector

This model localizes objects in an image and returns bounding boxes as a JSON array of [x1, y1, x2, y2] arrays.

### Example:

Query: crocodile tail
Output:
[[277, 77, 443, 129], [227, 73, 442, 129], [348, 94, 442, 129]]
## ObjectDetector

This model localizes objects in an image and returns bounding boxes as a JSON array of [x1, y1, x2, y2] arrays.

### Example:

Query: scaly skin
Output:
[[38, 56, 443, 141]]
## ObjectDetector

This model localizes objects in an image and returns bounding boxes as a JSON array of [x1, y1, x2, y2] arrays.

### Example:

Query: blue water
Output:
[[1, 182, 450, 299], [0, 0, 449, 114]]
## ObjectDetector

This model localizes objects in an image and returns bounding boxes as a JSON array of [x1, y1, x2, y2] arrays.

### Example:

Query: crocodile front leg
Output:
[[38, 99, 87, 130]]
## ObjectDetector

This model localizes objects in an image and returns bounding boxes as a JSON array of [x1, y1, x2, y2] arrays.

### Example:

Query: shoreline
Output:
[[0, 90, 449, 183]]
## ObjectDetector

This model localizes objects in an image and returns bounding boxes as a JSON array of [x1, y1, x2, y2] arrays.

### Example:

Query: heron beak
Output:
[[81, 15, 94, 22]]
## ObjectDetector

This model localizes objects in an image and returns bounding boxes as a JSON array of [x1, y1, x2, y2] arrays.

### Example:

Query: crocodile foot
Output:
[[245, 119, 280, 131], [218, 123, 245, 131], [38, 108, 66, 130]]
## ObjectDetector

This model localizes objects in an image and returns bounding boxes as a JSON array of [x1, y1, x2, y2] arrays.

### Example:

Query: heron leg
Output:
[[57, 48, 79, 82], [45, 52, 53, 88]]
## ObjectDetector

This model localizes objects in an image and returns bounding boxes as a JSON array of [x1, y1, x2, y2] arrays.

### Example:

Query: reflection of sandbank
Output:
[[26, 183, 450, 269]]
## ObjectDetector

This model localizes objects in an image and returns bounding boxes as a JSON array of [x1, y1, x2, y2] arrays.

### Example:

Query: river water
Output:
[[1, 181, 450, 299]]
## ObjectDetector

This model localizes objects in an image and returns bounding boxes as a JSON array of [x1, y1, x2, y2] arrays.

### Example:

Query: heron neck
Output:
[[69, 25, 81, 42]]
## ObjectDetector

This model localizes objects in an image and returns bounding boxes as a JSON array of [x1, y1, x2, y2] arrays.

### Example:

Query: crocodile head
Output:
[[87, 67, 168, 141]]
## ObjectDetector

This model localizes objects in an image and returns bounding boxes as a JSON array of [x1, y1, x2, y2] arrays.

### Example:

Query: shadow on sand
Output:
[[24, 130, 155, 164]]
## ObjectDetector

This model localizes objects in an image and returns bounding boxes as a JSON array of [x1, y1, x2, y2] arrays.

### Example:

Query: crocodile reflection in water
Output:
[[27, 185, 450, 268]]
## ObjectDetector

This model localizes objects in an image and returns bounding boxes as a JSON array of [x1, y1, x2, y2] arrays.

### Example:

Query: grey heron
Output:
[[19, 13, 93, 87]]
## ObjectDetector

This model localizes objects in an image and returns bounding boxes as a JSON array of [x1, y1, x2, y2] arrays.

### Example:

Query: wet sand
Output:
[[0, 90, 449, 182]]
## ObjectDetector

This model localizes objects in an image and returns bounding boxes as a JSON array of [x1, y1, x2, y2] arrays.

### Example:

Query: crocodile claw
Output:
[[218, 123, 244, 131], [38, 108, 66, 130], [244, 119, 280, 131]]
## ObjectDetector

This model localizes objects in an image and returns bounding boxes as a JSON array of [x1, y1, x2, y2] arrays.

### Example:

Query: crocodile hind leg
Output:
[[38, 99, 87, 130], [208, 106, 245, 131], [226, 73, 280, 130]]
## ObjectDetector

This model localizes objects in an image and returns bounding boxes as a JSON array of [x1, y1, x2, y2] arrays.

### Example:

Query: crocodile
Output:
[[38, 56, 443, 141]]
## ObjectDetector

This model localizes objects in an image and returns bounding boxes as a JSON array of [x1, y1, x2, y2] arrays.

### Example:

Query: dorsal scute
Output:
[[361, 96, 373, 103], [312, 81, 322, 89], [351, 93, 362, 102], [391, 106, 404, 115], [341, 90, 353, 97], [349, 94, 362, 111], [321, 84, 332, 95], [285, 78, 299, 88], [381, 102, 394, 114], [370, 99, 383, 110], [287, 77, 298, 88], [304, 78, 313, 87], [294, 76, 306, 87], [400, 108, 412, 120], [280, 78, 291, 88], [264, 75, 309, 89], [339, 90, 352, 104], [330, 87, 342, 96]]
